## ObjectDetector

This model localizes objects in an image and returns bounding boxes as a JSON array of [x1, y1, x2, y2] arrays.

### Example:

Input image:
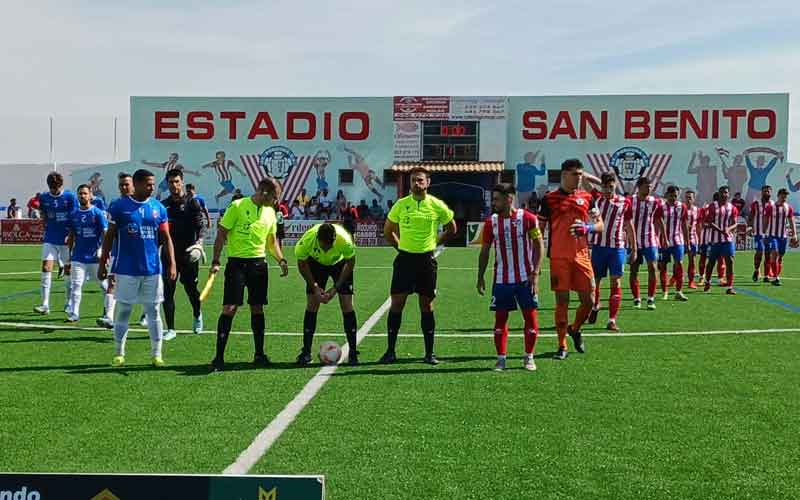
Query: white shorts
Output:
[[70, 262, 101, 286], [114, 274, 164, 305], [42, 243, 71, 264]]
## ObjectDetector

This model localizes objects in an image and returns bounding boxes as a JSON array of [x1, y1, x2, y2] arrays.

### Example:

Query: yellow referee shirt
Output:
[[387, 194, 454, 253], [294, 223, 356, 266], [219, 197, 277, 258]]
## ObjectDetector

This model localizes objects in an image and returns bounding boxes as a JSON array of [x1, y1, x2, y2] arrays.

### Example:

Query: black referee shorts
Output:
[[223, 257, 268, 306], [390, 250, 437, 298], [306, 259, 353, 295]]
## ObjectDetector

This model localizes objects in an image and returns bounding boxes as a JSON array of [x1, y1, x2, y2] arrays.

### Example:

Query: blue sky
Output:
[[1, 0, 798, 162]]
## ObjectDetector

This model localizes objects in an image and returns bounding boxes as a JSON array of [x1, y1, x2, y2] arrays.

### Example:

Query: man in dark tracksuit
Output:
[[161, 168, 206, 339]]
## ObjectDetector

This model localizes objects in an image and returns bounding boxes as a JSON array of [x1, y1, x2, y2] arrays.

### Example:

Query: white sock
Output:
[[113, 302, 133, 356], [70, 285, 82, 317], [498, 354, 507, 360], [103, 293, 116, 320], [40, 271, 52, 307], [143, 303, 163, 358], [64, 272, 73, 309]]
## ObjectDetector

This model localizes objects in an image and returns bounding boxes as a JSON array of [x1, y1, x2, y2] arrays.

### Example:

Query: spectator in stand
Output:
[[527, 191, 541, 213], [307, 196, 321, 219], [296, 188, 311, 208], [278, 201, 289, 217], [336, 190, 348, 218], [290, 199, 306, 219], [369, 199, 384, 220], [319, 188, 333, 219], [6, 198, 19, 219], [732, 192, 746, 217], [342, 202, 357, 234], [27, 194, 41, 218], [186, 184, 212, 228], [356, 199, 370, 220]]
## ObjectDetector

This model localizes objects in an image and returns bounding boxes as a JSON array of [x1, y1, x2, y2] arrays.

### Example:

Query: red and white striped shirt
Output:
[[660, 201, 688, 247], [686, 205, 700, 245], [630, 195, 662, 249], [590, 192, 632, 248], [766, 202, 795, 238], [750, 199, 775, 237], [482, 209, 539, 284], [704, 202, 739, 244]]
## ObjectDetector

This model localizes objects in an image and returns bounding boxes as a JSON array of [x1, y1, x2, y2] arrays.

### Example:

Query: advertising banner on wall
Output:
[[507, 94, 791, 210]]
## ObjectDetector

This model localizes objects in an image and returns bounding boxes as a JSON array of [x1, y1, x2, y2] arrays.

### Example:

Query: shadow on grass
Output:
[[334, 352, 563, 376]]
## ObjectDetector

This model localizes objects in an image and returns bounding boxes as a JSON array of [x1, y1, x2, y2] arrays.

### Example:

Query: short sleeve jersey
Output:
[[295, 223, 356, 266], [39, 190, 78, 245], [387, 194, 454, 253], [69, 206, 108, 264], [538, 188, 596, 259], [220, 197, 277, 258], [108, 197, 168, 276]]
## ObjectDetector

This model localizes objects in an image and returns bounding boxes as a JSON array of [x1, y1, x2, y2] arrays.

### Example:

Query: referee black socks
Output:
[[251, 313, 266, 356], [303, 310, 318, 354], [387, 311, 402, 353], [421, 311, 435, 356], [215, 313, 233, 361], [343, 311, 357, 351]]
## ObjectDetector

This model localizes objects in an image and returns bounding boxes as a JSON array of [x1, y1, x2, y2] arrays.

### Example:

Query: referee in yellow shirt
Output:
[[380, 167, 457, 365], [294, 222, 359, 365], [209, 177, 289, 372]]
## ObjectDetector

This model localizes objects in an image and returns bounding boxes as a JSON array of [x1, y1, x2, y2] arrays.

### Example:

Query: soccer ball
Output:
[[318, 341, 342, 365]]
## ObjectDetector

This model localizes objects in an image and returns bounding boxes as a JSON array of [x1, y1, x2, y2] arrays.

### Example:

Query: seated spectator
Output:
[[296, 188, 311, 208], [319, 188, 333, 219], [336, 190, 348, 217], [342, 202, 358, 234], [290, 200, 305, 219], [277, 201, 289, 217], [27, 194, 40, 218], [356, 199, 370, 219], [369, 199, 384, 220], [307, 196, 321, 219]]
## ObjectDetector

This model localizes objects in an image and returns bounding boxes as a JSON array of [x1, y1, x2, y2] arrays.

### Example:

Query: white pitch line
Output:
[[221, 296, 391, 475], [1, 321, 799, 339]]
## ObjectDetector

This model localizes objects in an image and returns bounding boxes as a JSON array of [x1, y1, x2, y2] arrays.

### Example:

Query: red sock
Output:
[[572, 303, 592, 332], [726, 271, 734, 288], [609, 285, 621, 320], [718, 258, 726, 280], [688, 256, 695, 282], [674, 262, 684, 291], [777, 258, 783, 277], [493, 310, 509, 356], [593, 283, 601, 309], [630, 277, 640, 300], [647, 274, 657, 298], [555, 303, 569, 349], [659, 268, 668, 292], [754, 252, 762, 272], [522, 308, 538, 354], [699, 254, 707, 276], [764, 254, 772, 277]]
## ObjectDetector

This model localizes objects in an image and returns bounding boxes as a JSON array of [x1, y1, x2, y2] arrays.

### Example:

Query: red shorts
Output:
[[549, 253, 595, 292]]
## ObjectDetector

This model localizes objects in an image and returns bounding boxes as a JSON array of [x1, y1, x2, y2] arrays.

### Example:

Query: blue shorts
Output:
[[632, 246, 658, 265], [220, 180, 236, 193], [591, 246, 626, 278], [770, 237, 788, 256], [659, 245, 685, 264], [708, 242, 735, 260], [491, 282, 538, 312], [699, 243, 709, 256], [688, 244, 698, 255]]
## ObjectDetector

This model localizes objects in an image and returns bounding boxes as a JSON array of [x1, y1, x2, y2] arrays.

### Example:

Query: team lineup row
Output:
[[28, 161, 798, 371]]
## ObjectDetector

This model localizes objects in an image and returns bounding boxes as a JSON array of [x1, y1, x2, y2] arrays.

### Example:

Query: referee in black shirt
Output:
[[161, 168, 206, 339]]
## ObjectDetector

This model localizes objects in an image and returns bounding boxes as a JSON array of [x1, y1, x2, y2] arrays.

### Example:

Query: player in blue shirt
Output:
[[98, 169, 177, 368], [34, 172, 78, 315], [91, 195, 107, 212], [96, 172, 134, 328], [65, 185, 109, 322]]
